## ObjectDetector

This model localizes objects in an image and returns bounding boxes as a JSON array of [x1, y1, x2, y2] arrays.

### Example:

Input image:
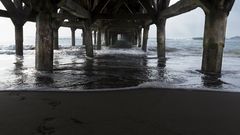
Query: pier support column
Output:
[[15, 24, 23, 56], [97, 28, 102, 50], [142, 25, 149, 52], [156, 19, 166, 58], [200, 0, 235, 75], [94, 31, 97, 45], [82, 28, 86, 45], [35, 3, 54, 71], [84, 22, 93, 57], [105, 30, 109, 46], [71, 27, 76, 46], [14, 0, 24, 56], [138, 28, 142, 47], [134, 31, 138, 45], [53, 28, 59, 49], [201, 10, 231, 75]]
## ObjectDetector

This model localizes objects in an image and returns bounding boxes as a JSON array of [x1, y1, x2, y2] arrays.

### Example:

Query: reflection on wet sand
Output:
[[13, 56, 26, 85]]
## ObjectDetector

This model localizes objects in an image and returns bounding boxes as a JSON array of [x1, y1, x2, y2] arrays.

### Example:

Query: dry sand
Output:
[[0, 88, 240, 135]]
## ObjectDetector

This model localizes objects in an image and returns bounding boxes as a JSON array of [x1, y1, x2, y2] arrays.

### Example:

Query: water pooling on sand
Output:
[[0, 38, 240, 91]]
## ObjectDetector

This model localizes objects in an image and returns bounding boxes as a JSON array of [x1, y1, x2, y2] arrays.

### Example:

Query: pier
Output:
[[0, 0, 239, 134], [0, 0, 236, 75]]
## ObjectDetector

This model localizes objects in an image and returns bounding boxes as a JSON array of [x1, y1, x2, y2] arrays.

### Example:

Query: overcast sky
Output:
[[0, 0, 239, 44]]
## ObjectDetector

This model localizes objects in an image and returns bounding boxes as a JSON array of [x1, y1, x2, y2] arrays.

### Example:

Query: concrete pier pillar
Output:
[[142, 25, 149, 52], [15, 24, 23, 56], [97, 28, 102, 50], [82, 28, 86, 45], [138, 28, 142, 47], [35, 6, 53, 71], [84, 24, 93, 57], [105, 30, 109, 46], [134, 31, 138, 45], [201, 11, 228, 75], [156, 19, 166, 58], [109, 33, 113, 46], [94, 31, 97, 45], [71, 27, 76, 46], [53, 28, 59, 49]]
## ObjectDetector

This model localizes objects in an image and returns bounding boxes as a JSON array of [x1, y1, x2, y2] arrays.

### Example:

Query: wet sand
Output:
[[1, 87, 240, 135]]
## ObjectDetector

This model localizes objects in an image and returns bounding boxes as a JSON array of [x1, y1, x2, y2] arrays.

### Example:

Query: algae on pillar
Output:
[[35, 1, 54, 71], [156, 19, 166, 58], [142, 25, 149, 52], [201, 0, 235, 75]]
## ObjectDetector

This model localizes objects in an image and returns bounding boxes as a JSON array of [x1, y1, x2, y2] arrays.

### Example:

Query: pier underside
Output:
[[0, 0, 238, 134], [0, 0, 236, 74]]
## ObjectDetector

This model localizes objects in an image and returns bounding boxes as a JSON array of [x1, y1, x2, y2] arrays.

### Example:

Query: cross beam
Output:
[[58, 0, 91, 19], [158, 0, 198, 19]]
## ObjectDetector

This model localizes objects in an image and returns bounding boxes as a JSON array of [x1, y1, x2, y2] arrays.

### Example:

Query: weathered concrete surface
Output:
[[84, 26, 94, 57], [0, 88, 240, 135], [35, 9, 53, 71], [156, 20, 166, 58], [201, 11, 228, 75], [15, 25, 23, 56]]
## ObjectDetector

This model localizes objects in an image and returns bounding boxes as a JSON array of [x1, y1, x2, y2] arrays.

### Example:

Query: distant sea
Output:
[[0, 37, 240, 91]]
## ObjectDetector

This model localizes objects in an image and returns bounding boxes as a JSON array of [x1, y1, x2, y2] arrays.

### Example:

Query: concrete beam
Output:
[[61, 21, 84, 28], [138, 0, 156, 17], [92, 0, 111, 14], [1, 0, 31, 25], [94, 14, 152, 21], [158, 0, 198, 19], [0, 9, 9, 18], [58, 0, 91, 19]]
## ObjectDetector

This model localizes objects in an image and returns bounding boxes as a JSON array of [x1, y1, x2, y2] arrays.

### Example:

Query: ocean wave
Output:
[[0, 50, 15, 55], [96, 47, 146, 58], [0, 45, 35, 50]]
